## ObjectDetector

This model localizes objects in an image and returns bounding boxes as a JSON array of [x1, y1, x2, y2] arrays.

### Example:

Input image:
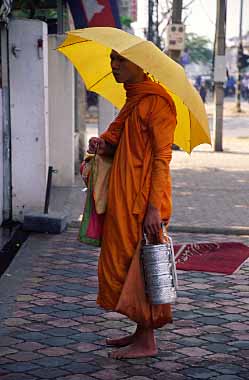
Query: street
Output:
[[206, 97, 249, 140], [86, 98, 249, 150]]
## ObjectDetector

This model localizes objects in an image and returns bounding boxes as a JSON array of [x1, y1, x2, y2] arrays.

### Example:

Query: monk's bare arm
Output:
[[143, 203, 161, 235], [141, 96, 177, 232]]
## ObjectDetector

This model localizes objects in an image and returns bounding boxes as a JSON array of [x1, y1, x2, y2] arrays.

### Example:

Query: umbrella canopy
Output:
[[57, 27, 211, 153]]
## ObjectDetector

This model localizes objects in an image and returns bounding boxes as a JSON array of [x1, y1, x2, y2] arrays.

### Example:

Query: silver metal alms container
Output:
[[141, 233, 178, 305]]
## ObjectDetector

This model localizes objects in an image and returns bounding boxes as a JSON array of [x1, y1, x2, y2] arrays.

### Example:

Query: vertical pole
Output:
[[155, 0, 159, 46], [148, 0, 159, 46], [168, 0, 183, 63], [57, 0, 64, 34], [213, 0, 227, 152], [44, 166, 53, 214], [0, 22, 12, 222], [169, 0, 182, 150], [148, 0, 153, 41], [236, 0, 243, 112]]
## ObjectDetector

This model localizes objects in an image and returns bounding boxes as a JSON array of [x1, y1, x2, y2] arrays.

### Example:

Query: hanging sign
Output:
[[167, 23, 185, 51]]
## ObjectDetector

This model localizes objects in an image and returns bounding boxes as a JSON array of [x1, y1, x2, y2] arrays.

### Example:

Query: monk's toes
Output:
[[108, 346, 158, 359], [108, 350, 121, 359], [108, 348, 133, 360]]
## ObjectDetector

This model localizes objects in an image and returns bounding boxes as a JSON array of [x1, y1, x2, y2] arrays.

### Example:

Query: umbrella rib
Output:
[[58, 38, 113, 91], [58, 40, 89, 49], [88, 71, 113, 91]]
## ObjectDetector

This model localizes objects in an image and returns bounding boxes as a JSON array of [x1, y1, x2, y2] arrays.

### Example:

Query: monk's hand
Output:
[[88, 137, 106, 155], [143, 203, 162, 236]]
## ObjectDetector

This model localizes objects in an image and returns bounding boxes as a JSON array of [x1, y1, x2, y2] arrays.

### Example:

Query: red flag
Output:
[[67, 0, 121, 29]]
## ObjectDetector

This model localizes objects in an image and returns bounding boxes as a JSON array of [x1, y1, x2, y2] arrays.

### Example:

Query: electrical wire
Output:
[[198, 0, 216, 25]]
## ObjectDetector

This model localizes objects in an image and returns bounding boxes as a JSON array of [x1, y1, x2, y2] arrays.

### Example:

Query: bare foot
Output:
[[106, 333, 135, 347], [108, 326, 157, 359], [108, 341, 158, 359]]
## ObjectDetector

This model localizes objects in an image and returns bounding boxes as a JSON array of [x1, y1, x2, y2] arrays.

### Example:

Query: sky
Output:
[[183, 0, 249, 42], [134, 0, 249, 44]]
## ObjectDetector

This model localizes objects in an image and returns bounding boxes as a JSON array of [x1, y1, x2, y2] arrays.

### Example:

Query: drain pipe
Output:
[[1, 22, 12, 223]]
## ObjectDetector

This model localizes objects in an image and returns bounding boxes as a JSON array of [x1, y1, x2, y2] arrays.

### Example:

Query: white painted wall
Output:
[[48, 35, 75, 186], [98, 97, 117, 135], [9, 19, 49, 220], [0, 90, 3, 225], [132, 0, 148, 38]]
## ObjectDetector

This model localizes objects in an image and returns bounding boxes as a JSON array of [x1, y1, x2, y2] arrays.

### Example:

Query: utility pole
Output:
[[148, 0, 153, 42], [168, 0, 183, 150], [168, 0, 183, 63], [148, 0, 160, 47], [57, 0, 64, 34], [236, 0, 243, 112], [213, 0, 227, 152]]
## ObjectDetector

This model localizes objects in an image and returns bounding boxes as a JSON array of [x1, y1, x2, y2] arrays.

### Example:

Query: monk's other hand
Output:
[[88, 137, 106, 155], [143, 203, 162, 236]]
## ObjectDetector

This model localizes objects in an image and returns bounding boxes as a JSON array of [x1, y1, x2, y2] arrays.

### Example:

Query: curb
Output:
[[69, 221, 82, 229], [69, 221, 249, 236], [168, 225, 249, 236]]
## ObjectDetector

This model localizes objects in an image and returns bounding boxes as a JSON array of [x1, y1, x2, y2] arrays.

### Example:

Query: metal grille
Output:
[[0, 0, 13, 22]]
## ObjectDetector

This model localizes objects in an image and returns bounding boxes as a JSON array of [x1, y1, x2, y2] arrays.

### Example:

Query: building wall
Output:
[[132, 0, 148, 38], [0, 90, 3, 225], [98, 97, 117, 135], [48, 35, 75, 186], [119, 0, 137, 20], [9, 19, 49, 220]]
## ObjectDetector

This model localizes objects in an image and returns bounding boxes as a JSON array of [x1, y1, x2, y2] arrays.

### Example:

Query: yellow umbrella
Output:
[[57, 27, 211, 153]]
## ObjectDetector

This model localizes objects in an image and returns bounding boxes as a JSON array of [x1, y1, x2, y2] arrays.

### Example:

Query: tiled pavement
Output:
[[1, 227, 249, 380], [1, 124, 249, 379]]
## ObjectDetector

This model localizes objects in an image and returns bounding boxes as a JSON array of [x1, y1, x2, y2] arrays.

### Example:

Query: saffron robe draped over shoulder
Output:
[[97, 78, 177, 328]]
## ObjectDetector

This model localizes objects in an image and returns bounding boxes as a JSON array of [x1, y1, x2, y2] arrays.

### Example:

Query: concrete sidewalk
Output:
[[0, 227, 249, 379], [170, 137, 249, 235], [0, 134, 249, 379], [50, 135, 249, 236]]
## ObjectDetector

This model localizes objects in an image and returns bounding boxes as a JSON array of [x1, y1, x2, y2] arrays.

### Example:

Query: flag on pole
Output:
[[67, 0, 121, 29]]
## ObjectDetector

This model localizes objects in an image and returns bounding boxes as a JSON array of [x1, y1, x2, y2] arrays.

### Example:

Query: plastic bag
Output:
[[78, 159, 105, 246]]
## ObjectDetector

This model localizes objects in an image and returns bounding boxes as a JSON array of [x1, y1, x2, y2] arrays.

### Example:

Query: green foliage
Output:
[[120, 15, 132, 28], [185, 33, 213, 64], [13, 1, 56, 19]]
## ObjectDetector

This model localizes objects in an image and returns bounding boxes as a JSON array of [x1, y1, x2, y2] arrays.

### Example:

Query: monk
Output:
[[88, 50, 177, 359]]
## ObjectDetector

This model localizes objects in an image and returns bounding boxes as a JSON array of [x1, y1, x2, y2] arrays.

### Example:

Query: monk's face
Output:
[[110, 50, 144, 84]]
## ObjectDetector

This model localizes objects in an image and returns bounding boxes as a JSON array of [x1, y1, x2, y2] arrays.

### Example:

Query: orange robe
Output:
[[97, 78, 177, 328]]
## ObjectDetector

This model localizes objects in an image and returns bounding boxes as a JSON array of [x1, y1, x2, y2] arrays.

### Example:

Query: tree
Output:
[[13, 1, 57, 20], [120, 16, 132, 29], [184, 33, 213, 64], [120, 15, 133, 33]]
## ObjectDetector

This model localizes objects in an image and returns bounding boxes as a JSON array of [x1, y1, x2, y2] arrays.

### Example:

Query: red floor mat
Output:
[[174, 242, 249, 275]]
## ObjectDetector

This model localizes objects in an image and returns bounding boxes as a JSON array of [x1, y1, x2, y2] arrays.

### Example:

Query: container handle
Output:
[[161, 224, 178, 289], [168, 235, 178, 290], [162, 223, 169, 243]]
